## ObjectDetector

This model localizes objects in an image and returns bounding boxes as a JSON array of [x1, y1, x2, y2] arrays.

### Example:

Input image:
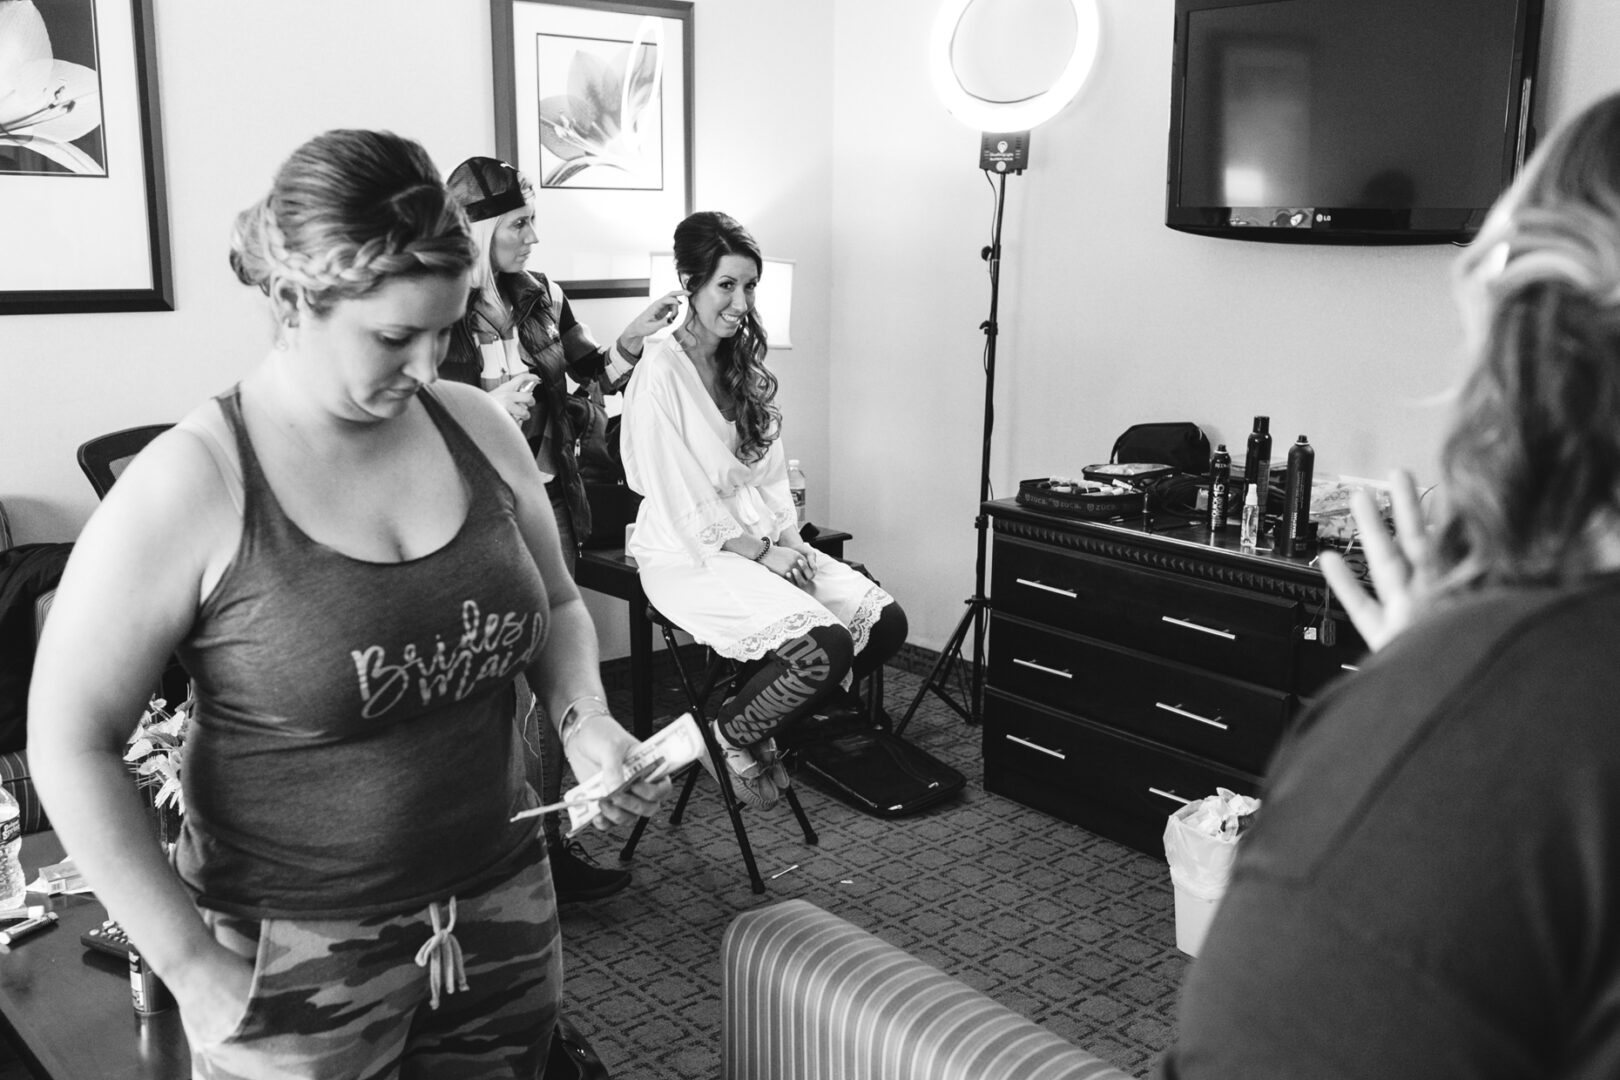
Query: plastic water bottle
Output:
[[787, 459, 808, 529], [0, 787, 26, 909]]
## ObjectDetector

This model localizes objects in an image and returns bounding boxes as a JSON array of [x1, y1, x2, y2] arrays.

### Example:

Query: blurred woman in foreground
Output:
[[1163, 90, 1620, 1079]]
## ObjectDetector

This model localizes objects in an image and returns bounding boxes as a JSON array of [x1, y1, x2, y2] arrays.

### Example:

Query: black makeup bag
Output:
[[1110, 422, 1212, 476]]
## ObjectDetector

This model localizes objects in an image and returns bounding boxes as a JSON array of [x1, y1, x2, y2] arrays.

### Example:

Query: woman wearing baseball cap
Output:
[[443, 156, 683, 903]]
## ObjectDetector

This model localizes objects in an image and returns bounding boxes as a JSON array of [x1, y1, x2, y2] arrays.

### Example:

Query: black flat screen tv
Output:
[[1166, 0, 1544, 244]]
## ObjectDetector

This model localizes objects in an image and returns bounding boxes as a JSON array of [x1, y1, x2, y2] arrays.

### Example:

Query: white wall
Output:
[[825, 0, 1620, 654], [1, 2, 497, 542]]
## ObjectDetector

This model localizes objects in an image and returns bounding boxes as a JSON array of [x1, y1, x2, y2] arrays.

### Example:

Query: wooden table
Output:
[[0, 832, 189, 1079], [577, 529, 850, 739]]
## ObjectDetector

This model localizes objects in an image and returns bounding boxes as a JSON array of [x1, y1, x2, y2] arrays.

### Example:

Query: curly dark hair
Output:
[[673, 211, 780, 463], [1438, 90, 1620, 590]]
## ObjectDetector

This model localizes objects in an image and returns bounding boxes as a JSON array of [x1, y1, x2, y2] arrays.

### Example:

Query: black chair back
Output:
[[76, 424, 174, 499]]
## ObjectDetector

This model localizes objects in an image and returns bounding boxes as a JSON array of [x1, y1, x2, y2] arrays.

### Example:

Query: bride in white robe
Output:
[[620, 210, 906, 809], [622, 338, 892, 661]]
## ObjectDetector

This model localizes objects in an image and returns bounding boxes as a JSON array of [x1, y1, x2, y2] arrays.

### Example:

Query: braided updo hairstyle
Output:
[[1437, 90, 1620, 590], [673, 211, 780, 464], [230, 130, 476, 320]]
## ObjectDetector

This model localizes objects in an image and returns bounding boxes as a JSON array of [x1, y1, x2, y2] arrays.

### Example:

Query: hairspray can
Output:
[[1279, 435, 1315, 557], [1244, 416, 1272, 526], [1207, 444, 1231, 534], [129, 951, 175, 1015]]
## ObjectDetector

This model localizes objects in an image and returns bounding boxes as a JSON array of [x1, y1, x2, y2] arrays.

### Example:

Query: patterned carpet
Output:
[[567, 662, 1191, 1079]]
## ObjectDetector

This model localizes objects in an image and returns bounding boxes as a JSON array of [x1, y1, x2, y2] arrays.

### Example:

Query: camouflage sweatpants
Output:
[[184, 848, 561, 1080]]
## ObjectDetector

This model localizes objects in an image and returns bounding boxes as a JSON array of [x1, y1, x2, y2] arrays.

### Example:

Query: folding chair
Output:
[[619, 606, 818, 893]]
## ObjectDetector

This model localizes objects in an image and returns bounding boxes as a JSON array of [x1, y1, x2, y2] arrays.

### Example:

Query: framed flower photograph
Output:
[[0, 0, 173, 315], [491, 0, 693, 299]]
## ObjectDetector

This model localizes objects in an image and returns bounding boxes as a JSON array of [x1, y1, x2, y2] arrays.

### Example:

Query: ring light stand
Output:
[[897, 156, 1015, 733], [898, 0, 1098, 733]]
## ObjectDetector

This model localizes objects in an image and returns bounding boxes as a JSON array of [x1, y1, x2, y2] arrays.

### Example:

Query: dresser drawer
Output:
[[987, 614, 1289, 774], [991, 537, 1299, 687], [983, 690, 1262, 858]]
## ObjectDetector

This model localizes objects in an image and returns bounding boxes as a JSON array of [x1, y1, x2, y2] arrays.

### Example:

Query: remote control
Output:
[[81, 918, 138, 961]]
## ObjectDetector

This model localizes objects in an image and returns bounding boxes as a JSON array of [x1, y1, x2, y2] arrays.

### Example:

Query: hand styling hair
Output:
[[230, 130, 476, 319], [1438, 90, 1620, 590], [673, 211, 781, 463]]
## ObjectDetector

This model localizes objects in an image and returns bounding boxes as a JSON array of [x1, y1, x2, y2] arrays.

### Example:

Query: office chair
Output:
[[76, 424, 174, 500], [74, 422, 188, 709]]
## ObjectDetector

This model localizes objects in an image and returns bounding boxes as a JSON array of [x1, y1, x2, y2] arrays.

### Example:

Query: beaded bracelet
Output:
[[750, 536, 771, 562]]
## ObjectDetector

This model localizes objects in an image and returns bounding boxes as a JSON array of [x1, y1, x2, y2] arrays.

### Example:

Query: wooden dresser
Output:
[[982, 498, 1366, 857]]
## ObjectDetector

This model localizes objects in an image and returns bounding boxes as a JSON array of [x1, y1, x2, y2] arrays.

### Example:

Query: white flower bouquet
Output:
[[124, 690, 191, 817]]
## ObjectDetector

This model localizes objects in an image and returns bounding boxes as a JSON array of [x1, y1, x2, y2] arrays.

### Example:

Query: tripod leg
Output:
[[896, 598, 980, 735]]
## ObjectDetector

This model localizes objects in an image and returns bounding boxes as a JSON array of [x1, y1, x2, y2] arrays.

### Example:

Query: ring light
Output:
[[929, 0, 1099, 132]]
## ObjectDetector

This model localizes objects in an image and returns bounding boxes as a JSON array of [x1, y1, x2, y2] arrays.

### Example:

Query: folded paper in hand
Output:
[[565, 712, 705, 836]]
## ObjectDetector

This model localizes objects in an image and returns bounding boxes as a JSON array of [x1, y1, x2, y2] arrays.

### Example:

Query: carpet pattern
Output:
[[566, 664, 1191, 1079]]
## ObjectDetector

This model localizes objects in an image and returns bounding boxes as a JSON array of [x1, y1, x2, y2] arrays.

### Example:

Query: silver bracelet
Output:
[[558, 695, 610, 747]]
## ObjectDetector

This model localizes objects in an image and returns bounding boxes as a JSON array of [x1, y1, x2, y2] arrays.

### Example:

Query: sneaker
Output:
[[549, 839, 631, 903], [751, 737, 791, 793], [712, 720, 780, 810]]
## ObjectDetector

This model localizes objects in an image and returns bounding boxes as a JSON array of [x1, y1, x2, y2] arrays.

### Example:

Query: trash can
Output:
[[1163, 788, 1259, 956]]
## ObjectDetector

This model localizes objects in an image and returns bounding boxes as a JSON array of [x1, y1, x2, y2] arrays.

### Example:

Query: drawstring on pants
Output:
[[414, 896, 469, 1010]]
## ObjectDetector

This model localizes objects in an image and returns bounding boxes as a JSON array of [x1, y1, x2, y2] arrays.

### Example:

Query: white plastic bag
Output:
[[1163, 788, 1259, 955], [1163, 787, 1259, 898]]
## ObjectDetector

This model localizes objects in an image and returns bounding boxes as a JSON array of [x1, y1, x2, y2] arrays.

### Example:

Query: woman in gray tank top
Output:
[[27, 129, 670, 1078]]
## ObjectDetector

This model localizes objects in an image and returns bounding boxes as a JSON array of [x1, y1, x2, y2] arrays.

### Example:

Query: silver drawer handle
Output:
[[1148, 787, 1192, 805], [1341, 663, 1360, 672], [1154, 701, 1228, 730], [1006, 734, 1066, 760], [1015, 577, 1078, 599], [1013, 657, 1073, 679], [1161, 615, 1236, 640]]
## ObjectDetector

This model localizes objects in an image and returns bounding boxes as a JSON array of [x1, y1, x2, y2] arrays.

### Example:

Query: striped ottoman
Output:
[[722, 899, 1133, 1080]]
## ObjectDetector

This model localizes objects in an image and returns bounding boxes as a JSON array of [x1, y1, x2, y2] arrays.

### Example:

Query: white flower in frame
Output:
[[537, 15, 664, 189], [0, 0, 105, 175]]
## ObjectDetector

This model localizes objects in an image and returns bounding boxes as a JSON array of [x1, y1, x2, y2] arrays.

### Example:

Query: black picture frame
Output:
[[490, 0, 694, 299], [0, 0, 173, 315]]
